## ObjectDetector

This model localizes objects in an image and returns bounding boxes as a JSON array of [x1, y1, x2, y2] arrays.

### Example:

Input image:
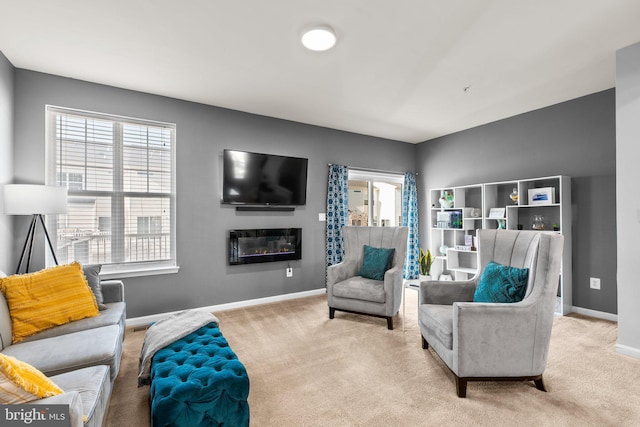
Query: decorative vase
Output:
[[509, 188, 519, 204], [439, 244, 448, 256], [419, 275, 432, 282], [532, 215, 545, 230], [439, 191, 454, 208]]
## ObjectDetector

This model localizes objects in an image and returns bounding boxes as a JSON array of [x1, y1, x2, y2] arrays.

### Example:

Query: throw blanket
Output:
[[138, 309, 219, 387]]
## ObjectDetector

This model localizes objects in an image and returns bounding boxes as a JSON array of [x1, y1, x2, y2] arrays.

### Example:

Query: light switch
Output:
[[318, 213, 326, 222]]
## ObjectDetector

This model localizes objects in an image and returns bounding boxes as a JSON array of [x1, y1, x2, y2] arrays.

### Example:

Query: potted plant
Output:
[[419, 248, 433, 281], [553, 223, 560, 231]]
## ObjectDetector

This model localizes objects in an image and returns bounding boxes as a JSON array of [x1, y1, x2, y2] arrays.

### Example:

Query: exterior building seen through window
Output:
[[347, 170, 403, 227]]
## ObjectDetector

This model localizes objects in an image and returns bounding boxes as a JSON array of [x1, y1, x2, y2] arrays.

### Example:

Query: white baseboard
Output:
[[126, 288, 326, 328], [615, 343, 640, 359], [570, 306, 618, 322]]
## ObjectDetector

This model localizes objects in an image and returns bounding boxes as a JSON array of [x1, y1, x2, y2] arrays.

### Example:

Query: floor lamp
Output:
[[3, 184, 68, 274]]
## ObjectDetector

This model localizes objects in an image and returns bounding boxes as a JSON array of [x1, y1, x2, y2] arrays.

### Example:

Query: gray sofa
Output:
[[0, 274, 126, 427]]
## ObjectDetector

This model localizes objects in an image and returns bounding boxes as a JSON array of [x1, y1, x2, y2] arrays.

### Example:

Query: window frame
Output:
[[45, 105, 178, 278]]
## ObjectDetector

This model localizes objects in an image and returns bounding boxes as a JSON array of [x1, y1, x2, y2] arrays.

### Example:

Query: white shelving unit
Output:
[[429, 184, 483, 282], [429, 176, 572, 315]]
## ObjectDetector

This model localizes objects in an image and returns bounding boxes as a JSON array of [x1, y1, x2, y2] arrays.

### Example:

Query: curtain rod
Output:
[[327, 164, 418, 176]]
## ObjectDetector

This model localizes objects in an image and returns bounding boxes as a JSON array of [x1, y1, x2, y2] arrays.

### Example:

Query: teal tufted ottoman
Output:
[[149, 322, 250, 427]]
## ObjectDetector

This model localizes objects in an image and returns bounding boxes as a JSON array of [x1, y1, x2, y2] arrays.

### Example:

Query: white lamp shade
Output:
[[3, 184, 68, 215]]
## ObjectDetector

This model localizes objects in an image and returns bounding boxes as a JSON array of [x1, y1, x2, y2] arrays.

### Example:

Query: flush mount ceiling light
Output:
[[301, 26, 337, 51]]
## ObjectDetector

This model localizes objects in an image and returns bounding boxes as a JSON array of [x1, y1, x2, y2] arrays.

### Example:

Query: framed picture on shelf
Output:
[[528, 187, 555, 205], [488, 208, 505, 219]]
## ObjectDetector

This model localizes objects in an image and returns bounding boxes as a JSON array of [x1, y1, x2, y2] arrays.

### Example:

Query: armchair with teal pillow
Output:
[[418, 229, 564, 397], [327, 226, 408, 329]]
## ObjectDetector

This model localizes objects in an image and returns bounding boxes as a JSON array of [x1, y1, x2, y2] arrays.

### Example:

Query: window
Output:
[[58, 172, 84, 191], [46, 106, 176, 276], [137, 216, 162, 234], [347, 170, 403, 227]]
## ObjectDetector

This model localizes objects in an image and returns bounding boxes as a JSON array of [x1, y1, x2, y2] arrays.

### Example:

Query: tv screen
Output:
[[222, 149, 308, 206]]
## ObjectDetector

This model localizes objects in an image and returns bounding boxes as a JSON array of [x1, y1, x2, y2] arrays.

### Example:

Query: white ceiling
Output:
[[1, 1, 640, 144]]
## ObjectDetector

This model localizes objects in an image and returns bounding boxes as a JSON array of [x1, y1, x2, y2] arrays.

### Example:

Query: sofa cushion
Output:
[[50, 365, 111, 427], [1, 324, 122, 383], [0, 262, 99, 343], [357, 245, 395, 280], [473, 261, 529, 303], [0, 353, 63, 403], [419, 304, 453, 350], [19, 302, 126, 344], [83, 264, 106, 310], [332, 276, 386, 303]]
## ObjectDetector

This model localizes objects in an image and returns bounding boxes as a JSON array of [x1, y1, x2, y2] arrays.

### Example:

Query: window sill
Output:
[[99, 265, 180, 280]]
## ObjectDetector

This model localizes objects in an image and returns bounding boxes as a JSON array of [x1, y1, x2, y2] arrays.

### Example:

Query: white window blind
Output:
[[45, 106, 176, 275]]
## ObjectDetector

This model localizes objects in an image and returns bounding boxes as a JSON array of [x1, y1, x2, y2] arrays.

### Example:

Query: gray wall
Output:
[[416, 89, 617, 314], [12, 69, 416, 318], [0, 52, 14, 273], [616, 42, 640, 354]]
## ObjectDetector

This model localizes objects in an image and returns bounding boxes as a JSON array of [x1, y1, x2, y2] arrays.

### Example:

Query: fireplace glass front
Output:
[[228, 228, 302, 265]]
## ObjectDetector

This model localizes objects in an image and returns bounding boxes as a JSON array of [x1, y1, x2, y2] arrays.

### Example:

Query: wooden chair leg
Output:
[[534, 376, 547, 392], [386, 317, 393, 330], [421, 336, 429, 349], [329, 307, 335, 319], [455, 376, 467, 398]]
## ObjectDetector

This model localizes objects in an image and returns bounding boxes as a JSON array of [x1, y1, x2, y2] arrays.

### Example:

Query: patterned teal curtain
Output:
[[326, 164, 349, 271], [402, 171, 419, 279]]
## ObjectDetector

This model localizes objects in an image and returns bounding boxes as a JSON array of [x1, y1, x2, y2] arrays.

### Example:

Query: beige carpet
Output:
[[106, 291, 640, 426]]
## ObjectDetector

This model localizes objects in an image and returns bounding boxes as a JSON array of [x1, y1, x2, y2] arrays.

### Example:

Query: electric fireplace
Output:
[[228, 228, 302, 265]]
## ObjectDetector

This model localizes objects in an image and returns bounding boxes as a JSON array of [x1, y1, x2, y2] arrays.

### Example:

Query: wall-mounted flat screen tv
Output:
[[222, 149, 308, 206]]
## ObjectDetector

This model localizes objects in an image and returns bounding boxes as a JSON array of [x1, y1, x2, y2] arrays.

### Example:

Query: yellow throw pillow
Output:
[[0, 354, 63, 403], [0, 262, 99, 343]]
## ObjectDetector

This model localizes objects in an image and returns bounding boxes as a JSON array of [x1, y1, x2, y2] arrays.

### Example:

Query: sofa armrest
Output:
[[453, 300, 542, 377], [383, 266, 403, 293], [34, 391, 84, 427], [327, 260, 359, 287], [101, 280, 124, 303], [419, 279, 476, 305]]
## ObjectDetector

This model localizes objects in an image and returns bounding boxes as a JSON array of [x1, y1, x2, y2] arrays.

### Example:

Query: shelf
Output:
[[448, 248, 477, 254], [509, 203, 561, 208]]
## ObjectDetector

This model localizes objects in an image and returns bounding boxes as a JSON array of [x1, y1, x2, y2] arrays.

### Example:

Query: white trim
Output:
[[615, 344, 640, 359], [100, 266, 179, 280], [570, 306, 618, 322], [125, 288, 326, 328]]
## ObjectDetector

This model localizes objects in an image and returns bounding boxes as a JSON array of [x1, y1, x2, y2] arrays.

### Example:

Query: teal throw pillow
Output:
[[358, 245, 395, 281], [473, 261, 529, 303]]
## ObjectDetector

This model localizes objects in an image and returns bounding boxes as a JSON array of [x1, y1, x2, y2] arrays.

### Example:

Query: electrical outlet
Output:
[[590, 277, 601, 290], [286, 267, 293, 278]]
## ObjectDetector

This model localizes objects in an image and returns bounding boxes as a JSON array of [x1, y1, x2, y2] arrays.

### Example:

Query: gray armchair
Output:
[[419, 229, 564, 397], [327, 226, 408, 329]]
